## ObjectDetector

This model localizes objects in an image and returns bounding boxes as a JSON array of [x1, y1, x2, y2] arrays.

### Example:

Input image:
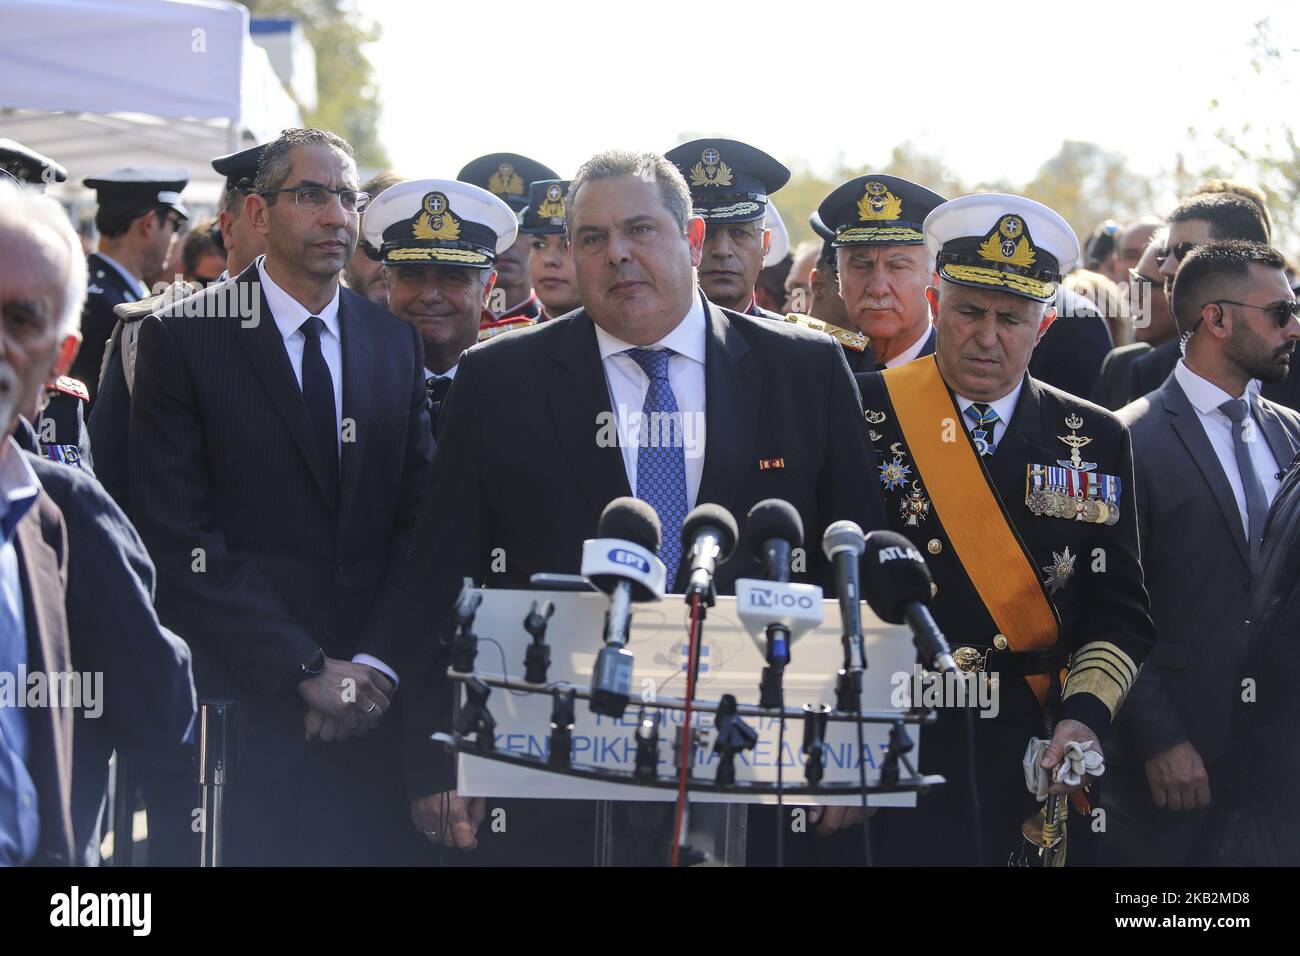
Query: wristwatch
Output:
[[299, 647, 326, 680]]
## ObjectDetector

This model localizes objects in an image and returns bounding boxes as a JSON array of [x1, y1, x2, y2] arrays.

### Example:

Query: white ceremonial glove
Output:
[[1023, 736, 1105, 800]]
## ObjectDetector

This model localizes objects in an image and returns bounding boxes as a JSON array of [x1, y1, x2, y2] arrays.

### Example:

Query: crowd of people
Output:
[[1, 125, 1297, 867]]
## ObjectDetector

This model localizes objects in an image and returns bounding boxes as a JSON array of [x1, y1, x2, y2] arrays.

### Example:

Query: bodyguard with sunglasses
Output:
[[1103, 240, 1300, 865], [128, 128, 436, 864]]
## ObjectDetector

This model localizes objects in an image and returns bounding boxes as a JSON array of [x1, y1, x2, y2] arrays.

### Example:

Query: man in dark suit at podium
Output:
[[128, 128, 434, 865], [374, 149, 884, 865]]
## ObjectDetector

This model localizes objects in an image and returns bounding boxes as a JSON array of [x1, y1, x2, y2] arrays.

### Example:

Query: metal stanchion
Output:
[[110, 754, 135, 867], [198, 698, 239, 868]]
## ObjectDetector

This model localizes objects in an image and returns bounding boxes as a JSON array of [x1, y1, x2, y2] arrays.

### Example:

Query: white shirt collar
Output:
[[95, 252, 148, 298], [1175, 360, 1260, 417], [953, 377, 1025, 426], [593, 290, 708, 365], [424, 363, 458, 382], [257, 255, 341, 343], [883, 320, 933, 369]]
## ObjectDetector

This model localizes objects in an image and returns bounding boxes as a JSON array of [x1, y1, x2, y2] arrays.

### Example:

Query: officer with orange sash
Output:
[[856, 194, 1154, 865]]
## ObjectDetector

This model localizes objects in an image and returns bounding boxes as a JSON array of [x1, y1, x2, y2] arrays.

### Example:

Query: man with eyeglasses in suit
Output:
[[128, 127, 435, 865]]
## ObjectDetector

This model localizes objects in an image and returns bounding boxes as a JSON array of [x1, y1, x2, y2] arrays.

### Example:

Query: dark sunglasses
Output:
[[1156, 242, 1198, 267], [1209, 299, 1300, 327]]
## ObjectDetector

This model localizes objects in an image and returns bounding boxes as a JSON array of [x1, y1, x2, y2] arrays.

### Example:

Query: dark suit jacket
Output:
[[14, 421, 195, 863], [1221, 455, 1300, 862], [1027, 286, 1115, 400], [376, 294, 884, 797], [13, 484, 76, 865], [76, 253, 140, 403], [1113, 376, 1300, 768], [128, 262, 434, 780], [1092, 338, 1181, 411], [88, 324, 135, 515]]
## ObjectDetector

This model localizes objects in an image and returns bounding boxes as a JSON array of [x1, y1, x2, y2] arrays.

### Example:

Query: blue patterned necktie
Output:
[[625, 348, 688, 583], [964, 402, 1000, 456]]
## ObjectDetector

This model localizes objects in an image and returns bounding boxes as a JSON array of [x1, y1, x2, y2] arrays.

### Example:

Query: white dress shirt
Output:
[[95, 252, 149, 299], [1174, 360, 1282, 537], [424, 363, 458, 383], [883, 320, 933, 369], [592, 293, 708, 508], [257, 258, 397, 686], [258, 257, 344, 456], [954, 379, 1025, 450]]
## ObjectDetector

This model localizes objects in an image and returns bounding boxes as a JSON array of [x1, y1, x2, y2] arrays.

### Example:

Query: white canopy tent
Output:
[[0, 0, 303, 206]]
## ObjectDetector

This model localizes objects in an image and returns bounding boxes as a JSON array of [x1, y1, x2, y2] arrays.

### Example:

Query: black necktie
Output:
[[300, 316, 338, 492], [426, 375, 451, 433]]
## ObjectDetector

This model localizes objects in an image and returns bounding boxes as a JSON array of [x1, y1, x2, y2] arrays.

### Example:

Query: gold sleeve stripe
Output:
[[1063, 641, 1140, 718], [1071, 641, 1138, 683], [1062, 666, 1128, 717]]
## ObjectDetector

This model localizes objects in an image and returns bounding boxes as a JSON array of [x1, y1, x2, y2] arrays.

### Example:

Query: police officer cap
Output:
[[211, 143, 268, 194], [0, 139, 67, 189], [83, 167, 190, 219]]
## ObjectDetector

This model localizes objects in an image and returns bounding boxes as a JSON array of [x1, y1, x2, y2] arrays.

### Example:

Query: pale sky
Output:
[[363, 0, 1300, 195]]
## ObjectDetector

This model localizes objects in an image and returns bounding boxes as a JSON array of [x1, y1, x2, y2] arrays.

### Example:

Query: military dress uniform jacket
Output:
[[75, 253, 142, 403], [856, 361, 1153, 864], [844, 325, 937, 374], [33, 378, 94, 472]]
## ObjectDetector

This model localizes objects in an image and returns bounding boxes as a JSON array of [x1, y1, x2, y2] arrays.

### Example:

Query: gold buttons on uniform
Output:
[[993, 634, 1009, 650], [927, 539, 942, 555]]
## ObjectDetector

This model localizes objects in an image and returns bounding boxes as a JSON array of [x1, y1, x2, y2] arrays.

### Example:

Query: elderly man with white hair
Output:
[[0, 180, 83, 865], [1, 182, 196, 866]]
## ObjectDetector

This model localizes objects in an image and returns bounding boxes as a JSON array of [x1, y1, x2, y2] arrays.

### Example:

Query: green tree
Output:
[[1021, 140, 1158, 249], [244, 0, 389, 166], [1188, 18, 1300, 255], [775, 143, 966, 248]]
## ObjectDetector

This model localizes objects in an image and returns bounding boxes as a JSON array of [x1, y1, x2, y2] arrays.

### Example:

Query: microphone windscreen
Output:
[[598, 497, 661, 553], [743, 498, 804, 556], [860, 530, 933, 624], [681, 503, 738, 558], [821, 520, 866, 561]]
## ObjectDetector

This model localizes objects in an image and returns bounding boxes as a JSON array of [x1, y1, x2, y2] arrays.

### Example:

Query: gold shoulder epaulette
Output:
[[783, 313, 868, 353], [49, 376, 90, 402]]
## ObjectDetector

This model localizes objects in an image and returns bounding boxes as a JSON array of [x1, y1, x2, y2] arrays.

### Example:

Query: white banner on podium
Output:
[[455, 588, 922, 806]]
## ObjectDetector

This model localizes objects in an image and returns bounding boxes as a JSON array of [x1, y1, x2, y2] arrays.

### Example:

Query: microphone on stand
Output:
[[738, 499, 812, 706], [861, 531, 958, 675], [680, 504, 738, 602], [822, 520, 868, 709], [581, 497, 667, 717]]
